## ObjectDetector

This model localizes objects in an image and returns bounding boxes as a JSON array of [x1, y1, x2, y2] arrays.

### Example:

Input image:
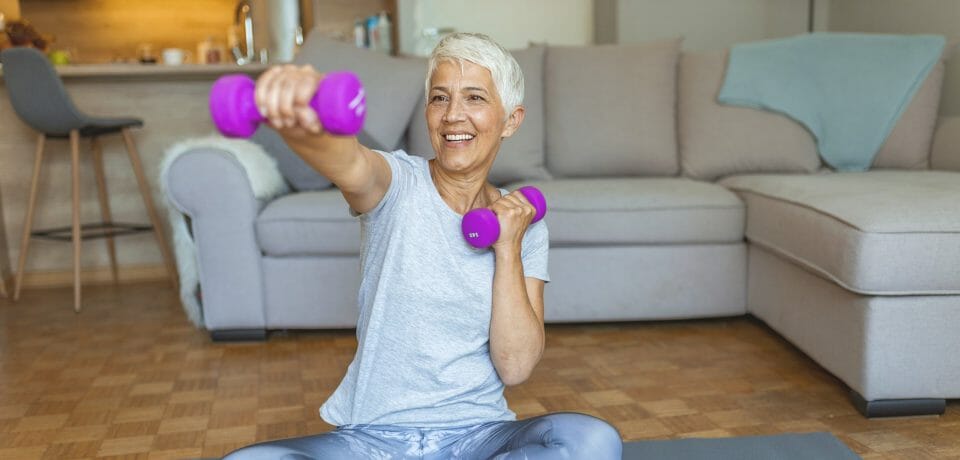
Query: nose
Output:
[[442, 97, 466, 123]]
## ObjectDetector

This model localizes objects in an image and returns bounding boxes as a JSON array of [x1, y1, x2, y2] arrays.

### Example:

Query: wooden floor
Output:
[[0, 282, 957, 459]]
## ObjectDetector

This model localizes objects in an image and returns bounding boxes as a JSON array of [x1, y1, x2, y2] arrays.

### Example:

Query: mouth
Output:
[[442, 133, 476, 146]]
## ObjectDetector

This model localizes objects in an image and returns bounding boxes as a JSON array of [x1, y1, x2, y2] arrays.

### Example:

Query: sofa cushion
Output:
[[508, 178, 744, 245], [721, 171, 960, 294], [679, 50, 821, 181], [405, 46, 552, 185], [545, 39, 681, 178], [679, 52, 945, 181], [256, 190, 360, 256]]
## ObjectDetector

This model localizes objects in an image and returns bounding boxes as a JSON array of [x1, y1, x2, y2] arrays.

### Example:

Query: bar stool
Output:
[[1, 47, 178, 312]]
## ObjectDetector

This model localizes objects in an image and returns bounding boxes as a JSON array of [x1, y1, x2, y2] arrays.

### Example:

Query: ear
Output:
[[501, 105, 525, 139]]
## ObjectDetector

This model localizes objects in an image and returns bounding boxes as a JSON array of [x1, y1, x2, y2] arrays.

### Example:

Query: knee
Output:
[[552, 413, 622, 458], [222, 444, 313, 460]]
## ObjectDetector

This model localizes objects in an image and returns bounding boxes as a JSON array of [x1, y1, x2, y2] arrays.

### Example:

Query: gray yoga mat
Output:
[[622, 432, 861, 459]]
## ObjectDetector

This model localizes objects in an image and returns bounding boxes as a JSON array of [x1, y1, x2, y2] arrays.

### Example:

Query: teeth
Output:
[[445, 134, 474, 141]]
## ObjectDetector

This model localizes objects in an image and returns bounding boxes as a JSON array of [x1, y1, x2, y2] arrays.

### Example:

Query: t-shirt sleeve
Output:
[[521, 220, 550, 282], [351, 149, 410, 221]]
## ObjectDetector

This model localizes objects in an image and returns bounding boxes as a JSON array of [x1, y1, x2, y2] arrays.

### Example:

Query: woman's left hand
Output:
[[489, 191, 537, 253]]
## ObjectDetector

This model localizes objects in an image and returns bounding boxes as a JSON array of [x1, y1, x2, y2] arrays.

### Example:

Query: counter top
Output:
[[0, 62, 271, 81]]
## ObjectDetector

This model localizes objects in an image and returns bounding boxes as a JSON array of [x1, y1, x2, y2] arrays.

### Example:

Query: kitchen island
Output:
[[0, 62, 269, 287]]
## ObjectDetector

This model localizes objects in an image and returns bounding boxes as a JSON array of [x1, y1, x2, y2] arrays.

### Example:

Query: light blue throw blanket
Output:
[[718, 33, 945, 171]]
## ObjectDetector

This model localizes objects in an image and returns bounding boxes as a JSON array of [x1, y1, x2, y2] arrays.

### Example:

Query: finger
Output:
[[499, 194, 528, 213], [510, 189, 531, 203], [279, 65, 306, 127], [254, 66, 281, 120], [293, 72, 321, 131], [260, 69, 287, 127], [295, 106, 320, 133], [293, 70, 319, 107], [509, 191, 537, 216]]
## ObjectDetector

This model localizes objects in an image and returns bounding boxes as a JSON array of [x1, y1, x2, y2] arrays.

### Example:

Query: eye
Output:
[[429, 94, 449, 103], [468, 94, 486, 102]]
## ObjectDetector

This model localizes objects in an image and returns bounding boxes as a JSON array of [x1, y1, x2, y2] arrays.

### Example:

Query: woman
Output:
[[225, 33, 622, 459]]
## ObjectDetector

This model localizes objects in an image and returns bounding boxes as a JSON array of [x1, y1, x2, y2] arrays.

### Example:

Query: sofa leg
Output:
[[850, 390, 945, 418], [210, 329, 267, 342]]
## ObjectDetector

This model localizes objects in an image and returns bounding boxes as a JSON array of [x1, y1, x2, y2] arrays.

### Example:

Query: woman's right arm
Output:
[[254, 64, 391, 214]]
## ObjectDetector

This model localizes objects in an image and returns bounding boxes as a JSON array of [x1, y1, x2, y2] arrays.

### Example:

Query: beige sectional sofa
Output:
[[163, 34, 960, 417]]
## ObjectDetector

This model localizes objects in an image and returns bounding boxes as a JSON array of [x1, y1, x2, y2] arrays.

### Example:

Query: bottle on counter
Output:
[[377, 11, 392, 55], [366, 14, 379, 52], [354, 18, 365, 48]]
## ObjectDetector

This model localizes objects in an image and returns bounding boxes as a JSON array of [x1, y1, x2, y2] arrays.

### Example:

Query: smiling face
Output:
[[426, 59, 524, 176]]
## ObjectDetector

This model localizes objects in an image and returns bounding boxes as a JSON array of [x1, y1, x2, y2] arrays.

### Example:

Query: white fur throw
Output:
[[159, 134, 289, 327]]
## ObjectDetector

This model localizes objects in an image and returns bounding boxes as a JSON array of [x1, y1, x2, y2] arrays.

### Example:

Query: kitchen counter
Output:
[[0, 62, 271, 81]]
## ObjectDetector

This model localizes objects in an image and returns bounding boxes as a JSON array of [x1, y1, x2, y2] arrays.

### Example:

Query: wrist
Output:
[[492, 243, 522, 259]]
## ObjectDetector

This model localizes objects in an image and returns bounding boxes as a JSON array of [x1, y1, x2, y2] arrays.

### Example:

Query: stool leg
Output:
[[120, 128, 179, 292], [13, 134, 46, 301], [91, 137, 119, 284], [70, 130, 83, 313], [0, 189, 9, 298]]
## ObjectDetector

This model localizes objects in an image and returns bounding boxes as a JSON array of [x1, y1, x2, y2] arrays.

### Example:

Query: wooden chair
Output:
[[0, 47, 178, 311]]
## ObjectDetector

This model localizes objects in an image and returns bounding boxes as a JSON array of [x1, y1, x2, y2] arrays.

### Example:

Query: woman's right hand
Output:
[[254, 64, 325, 139]]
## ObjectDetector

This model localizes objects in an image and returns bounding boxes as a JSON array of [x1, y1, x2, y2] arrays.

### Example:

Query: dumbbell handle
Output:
[[209, 71, 366, 138], [461, 186, 547, 249]]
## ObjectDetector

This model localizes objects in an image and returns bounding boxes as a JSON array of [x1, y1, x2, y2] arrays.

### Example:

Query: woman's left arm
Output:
[[490, 253, 545, 386], [488, 191, 546, 386]]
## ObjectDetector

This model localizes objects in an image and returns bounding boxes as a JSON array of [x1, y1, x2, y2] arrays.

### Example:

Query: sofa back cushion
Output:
[[679, 50, 822, 181], [679, 50, 946, 181], [871, 59, 944, 169], [251, 126, 332, 191], [545, 39, 682, 178], [931, 116, 960, 171], [405, 45, 552, 185]]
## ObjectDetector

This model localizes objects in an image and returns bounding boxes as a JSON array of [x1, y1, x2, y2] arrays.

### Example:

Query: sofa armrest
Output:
[[164, 147, 284, 332], [931, 116, 960, 171]]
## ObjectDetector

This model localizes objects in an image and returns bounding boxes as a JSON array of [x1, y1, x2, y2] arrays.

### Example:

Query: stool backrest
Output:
[[1, 47, 87, 136]]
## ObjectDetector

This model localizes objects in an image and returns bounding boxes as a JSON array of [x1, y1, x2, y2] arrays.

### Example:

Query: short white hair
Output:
[[426, 32, 524, 113]]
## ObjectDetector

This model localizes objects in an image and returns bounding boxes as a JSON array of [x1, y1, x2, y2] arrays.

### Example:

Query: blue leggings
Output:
[[223, 412, 622, 459]]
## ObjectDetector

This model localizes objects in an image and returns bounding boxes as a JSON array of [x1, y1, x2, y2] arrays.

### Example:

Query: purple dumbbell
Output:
[[208, 71, 366, 138], [461, 186, 547, 249]]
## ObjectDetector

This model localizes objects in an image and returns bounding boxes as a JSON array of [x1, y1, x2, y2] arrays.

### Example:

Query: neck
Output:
[[429, 160, 497, 215]]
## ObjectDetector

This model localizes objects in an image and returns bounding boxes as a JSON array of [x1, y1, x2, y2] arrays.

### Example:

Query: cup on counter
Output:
[[161, 48, 191, 65], [137, 43, 158, 64]]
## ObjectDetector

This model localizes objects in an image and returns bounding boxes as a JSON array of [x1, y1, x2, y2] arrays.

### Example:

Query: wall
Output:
[[396, 0, 593, 55], [309, 0, 392, 44], [0, 0, 19, 19], [827, 0, 960, 115], [604, 0, 824, 50]]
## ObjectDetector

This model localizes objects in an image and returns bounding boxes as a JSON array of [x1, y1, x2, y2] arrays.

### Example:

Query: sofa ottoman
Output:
[[721, 170, 960, 416]]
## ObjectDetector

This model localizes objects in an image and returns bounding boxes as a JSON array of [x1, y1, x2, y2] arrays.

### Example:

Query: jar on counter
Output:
[[197, 36, 226, 64]]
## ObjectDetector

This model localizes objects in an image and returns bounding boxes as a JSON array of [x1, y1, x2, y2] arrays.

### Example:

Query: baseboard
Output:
[[15, 264, 170, 289]]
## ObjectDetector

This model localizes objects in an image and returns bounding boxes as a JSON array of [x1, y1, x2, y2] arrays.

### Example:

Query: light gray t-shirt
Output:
[[320, 150, 550, 428]]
